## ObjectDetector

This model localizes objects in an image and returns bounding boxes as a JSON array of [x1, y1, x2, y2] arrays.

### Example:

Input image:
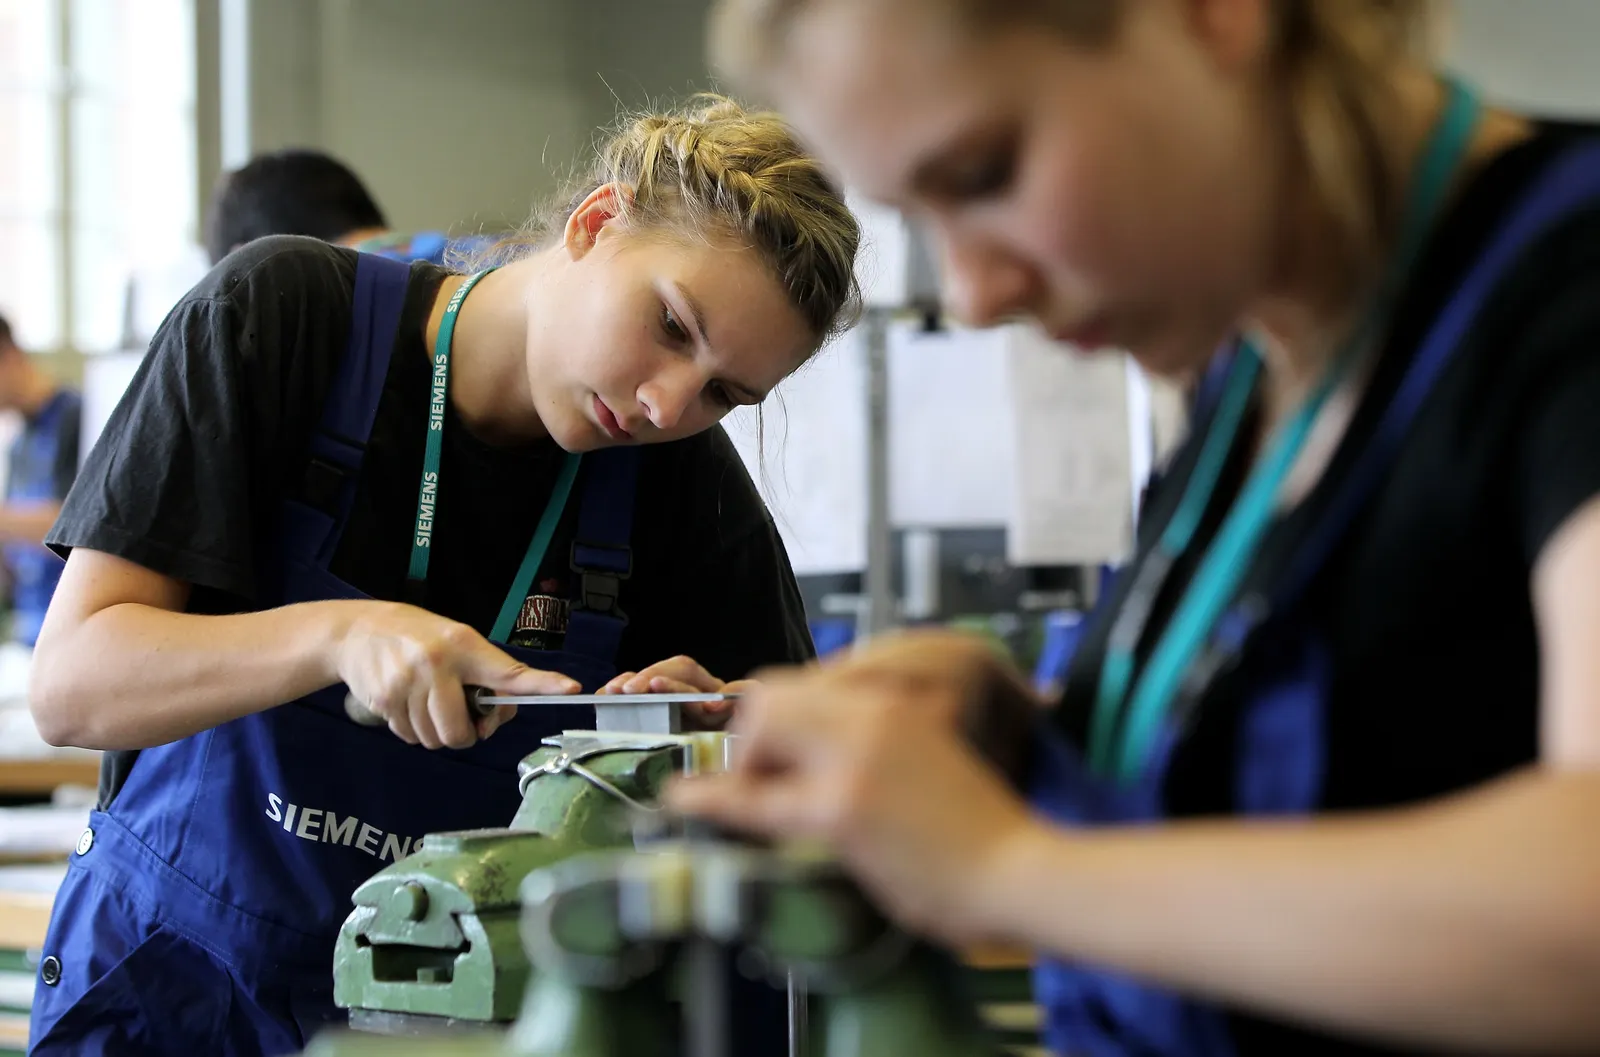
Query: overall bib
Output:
[[29, 254, 639, 1056], [1026, 119, 1600, 1056], [4, 390, 79, 647]]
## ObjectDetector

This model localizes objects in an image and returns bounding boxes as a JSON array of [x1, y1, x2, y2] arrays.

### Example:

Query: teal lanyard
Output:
[[1088, 78, 1484, 782], [407, 268, 584, 643]]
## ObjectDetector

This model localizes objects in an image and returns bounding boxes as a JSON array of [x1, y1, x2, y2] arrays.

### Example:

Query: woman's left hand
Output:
[[667, 629, 1044, 946], [598, 655, 754, 729]]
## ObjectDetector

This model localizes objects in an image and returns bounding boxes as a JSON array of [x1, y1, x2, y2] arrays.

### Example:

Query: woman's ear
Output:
[[562, 182, 637, 260]]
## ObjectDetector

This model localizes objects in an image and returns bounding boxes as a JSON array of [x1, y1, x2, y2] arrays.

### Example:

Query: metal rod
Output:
[[343, 690, 732, 728], [787, 971, 809, 1057], [861, 307, 897, 640], [471, 692, 733, 707], [683, 938, 730, 1057]]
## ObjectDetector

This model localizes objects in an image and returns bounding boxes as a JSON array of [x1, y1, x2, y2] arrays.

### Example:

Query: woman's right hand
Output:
[[334, 601, 579, 750]]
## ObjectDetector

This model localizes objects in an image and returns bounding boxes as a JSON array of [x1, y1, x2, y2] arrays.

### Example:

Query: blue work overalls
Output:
[[1026, 141, 1600, 1057], [357, 231, 495, 268], [4, 389, 79, 647], [28, 254, 639, 1056]]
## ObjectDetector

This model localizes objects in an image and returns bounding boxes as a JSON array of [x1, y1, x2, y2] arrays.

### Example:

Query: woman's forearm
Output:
[[31, 599, 361, 749], [985, 770, 1600, 1054]]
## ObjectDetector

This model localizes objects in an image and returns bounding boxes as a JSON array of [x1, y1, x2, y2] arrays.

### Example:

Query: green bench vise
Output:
[[308, 837, 1000, 1057], [332, 730, 729, 1034]]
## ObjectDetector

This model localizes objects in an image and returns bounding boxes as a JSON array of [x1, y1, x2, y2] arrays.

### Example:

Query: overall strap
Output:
[[562, 446, 640, 664], [1191, 339, 1244, 423], [22, 391, 70, 477], [297, 252, 413, 567], [1213, 141, 1600, 661]]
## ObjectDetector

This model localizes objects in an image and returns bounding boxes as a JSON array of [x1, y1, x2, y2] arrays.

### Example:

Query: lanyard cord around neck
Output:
[[406, 269, 584, 640], [1087, 77, 1485, 782]]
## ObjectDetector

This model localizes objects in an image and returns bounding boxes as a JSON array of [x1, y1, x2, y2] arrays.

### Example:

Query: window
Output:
[[0, 0, 197, 354], [0, 2, 63, 351]]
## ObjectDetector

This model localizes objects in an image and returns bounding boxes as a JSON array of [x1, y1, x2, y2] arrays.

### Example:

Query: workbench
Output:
[[0, 864, 64, 1056], [0, 798, 92, 1054], [0, 758, 99, 799]]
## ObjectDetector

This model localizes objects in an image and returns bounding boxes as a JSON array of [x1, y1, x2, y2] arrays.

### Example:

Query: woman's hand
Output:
[[599, 655, 754, 729], [336, 601, 579, 750], [668, 628, 1045, 945]]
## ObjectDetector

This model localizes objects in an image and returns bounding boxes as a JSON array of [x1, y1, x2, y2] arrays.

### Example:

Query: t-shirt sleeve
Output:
[[46, 294, 261, 599], [1511, 272, 1600, 564], [47, 236, 355, 604]]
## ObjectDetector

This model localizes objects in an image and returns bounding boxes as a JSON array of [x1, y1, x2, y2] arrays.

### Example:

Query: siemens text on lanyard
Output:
[[1087, 78, 1484, 783], [407, 269, 584, 643]]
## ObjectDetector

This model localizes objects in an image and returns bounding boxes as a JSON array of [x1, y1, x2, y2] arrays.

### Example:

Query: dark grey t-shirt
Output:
[[49, 236, 813, 803]]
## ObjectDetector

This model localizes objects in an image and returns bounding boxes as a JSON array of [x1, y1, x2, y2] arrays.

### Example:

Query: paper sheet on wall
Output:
[[725, 333, 868, 576], [888, 325, 1014, 528], [1005, 328, 1138, 565], [848, 193, 940, 308], [728, 321, 1175, 573]]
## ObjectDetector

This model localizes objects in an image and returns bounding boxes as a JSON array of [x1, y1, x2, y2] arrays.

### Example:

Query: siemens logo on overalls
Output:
[[265, 793, 420, 862], [415, 471, 438, 548]]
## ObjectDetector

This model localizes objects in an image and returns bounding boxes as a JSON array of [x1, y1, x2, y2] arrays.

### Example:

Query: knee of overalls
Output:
[[28, 863, 318, 1057]]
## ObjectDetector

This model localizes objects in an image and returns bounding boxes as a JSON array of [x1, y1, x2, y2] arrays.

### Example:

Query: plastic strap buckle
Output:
[[571, 541, 631, 619]]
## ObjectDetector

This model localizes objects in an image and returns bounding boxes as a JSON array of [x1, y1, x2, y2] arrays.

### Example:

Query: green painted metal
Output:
[[321, 730, 1012, 1057], [332, 734, 695, 1026], [509, 845, 998, 1057], [301, 1032, 503, 1057], [310, 838, 1002, 1057], [507, 971, 676, 1057]]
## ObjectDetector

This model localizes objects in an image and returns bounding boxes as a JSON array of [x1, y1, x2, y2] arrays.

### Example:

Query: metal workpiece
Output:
[[346, 688, 732, 735]]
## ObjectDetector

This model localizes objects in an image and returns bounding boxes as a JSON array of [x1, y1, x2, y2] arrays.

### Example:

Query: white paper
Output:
[[1147, 369, 1191, 468], [1124, 357, 1155, 524], [730, 321, 1167, 574], [888, 325, 1014, 528], [725, 333, 868, 575], [847, 193, 939, 309], [1005, 328, 1138, 565]]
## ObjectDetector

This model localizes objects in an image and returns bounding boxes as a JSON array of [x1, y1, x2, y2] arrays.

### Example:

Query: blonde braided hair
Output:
[[480, 93, 862, 348]]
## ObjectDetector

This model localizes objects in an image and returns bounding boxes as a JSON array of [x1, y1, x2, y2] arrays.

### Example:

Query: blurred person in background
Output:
[[204, 148, 487, 267], [0, 312, 79, 648]]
